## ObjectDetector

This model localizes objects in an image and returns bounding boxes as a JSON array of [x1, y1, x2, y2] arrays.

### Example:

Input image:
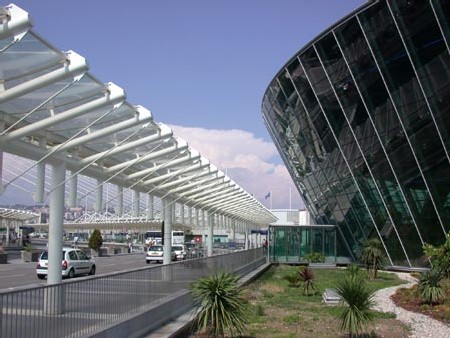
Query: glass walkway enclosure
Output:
[[269, 225, 339, 264], [0, 3, 277, 280], [262, 0, 450, 270]]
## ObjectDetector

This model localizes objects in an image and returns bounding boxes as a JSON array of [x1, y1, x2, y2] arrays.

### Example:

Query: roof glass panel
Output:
[[0, 76, 78, 118], [0, 34, 15, 51], [49, 101, 131, 135], [39, 74, 105, 114], [0, 31, 65, 89]]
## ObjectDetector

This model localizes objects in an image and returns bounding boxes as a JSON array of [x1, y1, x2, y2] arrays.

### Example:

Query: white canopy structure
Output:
[[0, 3, 276, 277]]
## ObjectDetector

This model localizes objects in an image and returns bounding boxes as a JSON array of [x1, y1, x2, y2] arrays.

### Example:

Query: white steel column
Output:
[[48, 161, 66, 284], [202, 209, 206, 245], [34, 138, 46, 203], [163, 198, 173, 265], [132, 190, 140, 217], [188, 206, 192, 226], [245, 226, 249, 250], [68, 171, 78, 208], [45, 160, 66, 314], [116, 185, 123, 216], [95, 178, 103, 212], [207, 212, 214, 257], [180, 204, 185, 224], [147, 194, 154, 220], [172, 203, 176, 223], [195, 208, 199, 227], [232, 219, 236, 241]]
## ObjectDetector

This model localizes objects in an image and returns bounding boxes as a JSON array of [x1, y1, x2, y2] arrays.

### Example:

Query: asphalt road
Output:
[[0, 250, 153, 291]]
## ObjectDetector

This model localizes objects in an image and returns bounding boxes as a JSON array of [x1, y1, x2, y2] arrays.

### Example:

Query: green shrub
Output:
[[191, 271, 249, 337], [305, 252, 325, 263], [423, 231, 450, 277], [284, 273, 301, 288]]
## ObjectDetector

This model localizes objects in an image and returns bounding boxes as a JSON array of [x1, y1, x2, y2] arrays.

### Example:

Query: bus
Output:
[[144, 230, 184, 245], [144, 230, 162, 245], [172, 231, 185, 245]]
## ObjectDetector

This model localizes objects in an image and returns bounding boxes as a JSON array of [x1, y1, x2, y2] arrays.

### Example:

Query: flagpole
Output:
[[270, 190, 272, 210]]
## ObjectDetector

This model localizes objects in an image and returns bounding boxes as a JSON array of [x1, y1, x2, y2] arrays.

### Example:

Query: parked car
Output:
[[172, 245, 187, 260], [146, 245, 176, 264], [36, 248, 96, 280]]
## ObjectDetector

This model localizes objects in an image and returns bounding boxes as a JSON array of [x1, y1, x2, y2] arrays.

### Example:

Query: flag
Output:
[[265, 192, 271, 200]]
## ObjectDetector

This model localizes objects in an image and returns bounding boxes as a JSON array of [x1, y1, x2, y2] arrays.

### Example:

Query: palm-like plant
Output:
[[360, 238, 385, 279], [335, 274, 375, 337], [418, 269, 446, 305], [191, 271, 249, 337], [298, 266, 315, 296]]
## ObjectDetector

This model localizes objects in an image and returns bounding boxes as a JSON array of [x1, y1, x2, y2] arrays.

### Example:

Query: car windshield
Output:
[[149, 246, 163, 251], [173, 246, 183, 251]]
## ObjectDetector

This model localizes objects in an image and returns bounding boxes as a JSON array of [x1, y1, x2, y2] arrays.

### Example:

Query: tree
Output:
[[88, 229, 103, 252], [360, 238, 385, 279], [423, 231, 450, 277], [418, 269, 446, 305], [335, 273, 375, 337], [191, 271, 249, 337]]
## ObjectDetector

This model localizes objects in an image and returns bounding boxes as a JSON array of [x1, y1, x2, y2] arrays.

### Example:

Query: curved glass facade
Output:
[[262, 0, 450, 269]]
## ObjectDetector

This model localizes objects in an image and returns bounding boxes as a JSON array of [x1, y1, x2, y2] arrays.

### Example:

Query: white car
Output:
[[36, 248, 96, 279], [146, 245, 176, 263], [172, 245, 187, 260]]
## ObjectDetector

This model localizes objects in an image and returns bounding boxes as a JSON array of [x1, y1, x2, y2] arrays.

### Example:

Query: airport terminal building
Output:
[[262, 0, 450, 269]]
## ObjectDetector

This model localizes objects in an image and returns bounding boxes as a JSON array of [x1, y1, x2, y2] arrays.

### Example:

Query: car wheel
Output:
[[146, 260, 150, 264], [68, 269, 75, 279], [89, 266, 96, 275], [37, 274, 46, 280]]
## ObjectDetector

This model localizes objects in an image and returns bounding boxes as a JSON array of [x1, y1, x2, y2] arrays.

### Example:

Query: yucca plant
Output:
[[190, 271, 249, 337], [418, 269, 446, 305], [335, 274, 375, 337], [298, 266, 315, 296]]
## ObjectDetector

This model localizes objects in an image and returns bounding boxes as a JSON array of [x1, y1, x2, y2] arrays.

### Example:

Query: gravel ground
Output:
[[373, 272, 450, 338]]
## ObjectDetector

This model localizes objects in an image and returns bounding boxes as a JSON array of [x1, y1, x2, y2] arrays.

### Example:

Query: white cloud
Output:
[[170, 125, 304, 209]]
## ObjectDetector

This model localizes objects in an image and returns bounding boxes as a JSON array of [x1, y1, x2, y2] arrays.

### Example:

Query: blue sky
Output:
[[3, 0, 364, 209]]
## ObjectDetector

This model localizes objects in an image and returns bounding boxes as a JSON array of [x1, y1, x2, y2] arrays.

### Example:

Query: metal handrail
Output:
[[0, 247, 264, 338]]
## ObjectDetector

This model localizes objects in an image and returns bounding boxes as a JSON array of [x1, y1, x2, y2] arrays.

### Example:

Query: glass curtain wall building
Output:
[[262, 0, 450, 269]]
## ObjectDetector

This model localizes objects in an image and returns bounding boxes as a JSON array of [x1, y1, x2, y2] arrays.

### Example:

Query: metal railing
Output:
[[0, 247, 265, 338]]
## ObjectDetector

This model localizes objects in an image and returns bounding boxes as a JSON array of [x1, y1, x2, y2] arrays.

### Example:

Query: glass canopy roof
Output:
[[0, 4, 277, 227]]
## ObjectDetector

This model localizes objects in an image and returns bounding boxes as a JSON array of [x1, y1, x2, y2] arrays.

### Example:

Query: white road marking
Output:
[[0, 274, 23, 279]]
